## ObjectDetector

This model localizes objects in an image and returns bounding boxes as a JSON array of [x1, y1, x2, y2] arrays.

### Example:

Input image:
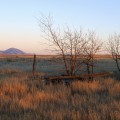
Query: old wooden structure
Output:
[[45, 72, 113, 84], [33, 54, 36, 77]]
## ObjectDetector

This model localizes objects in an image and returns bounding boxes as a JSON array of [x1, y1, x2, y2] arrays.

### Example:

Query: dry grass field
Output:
[[0, 55, 120, 120]]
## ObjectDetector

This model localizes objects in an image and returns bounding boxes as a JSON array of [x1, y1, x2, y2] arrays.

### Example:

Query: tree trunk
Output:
[[115, 59, 120, 73], [86, 63, 91, 80]]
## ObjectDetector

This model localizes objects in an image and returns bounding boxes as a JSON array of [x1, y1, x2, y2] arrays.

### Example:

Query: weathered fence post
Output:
[[33, 54, 36, 77]]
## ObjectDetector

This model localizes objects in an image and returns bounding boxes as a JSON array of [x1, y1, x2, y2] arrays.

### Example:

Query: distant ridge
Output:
[[0, 48, 26, 54]]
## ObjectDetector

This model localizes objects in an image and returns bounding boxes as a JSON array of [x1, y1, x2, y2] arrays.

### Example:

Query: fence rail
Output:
[[46, 72, 113, 82]]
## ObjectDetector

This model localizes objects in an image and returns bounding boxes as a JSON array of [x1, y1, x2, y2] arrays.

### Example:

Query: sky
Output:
[[0, 0, 120, 54]]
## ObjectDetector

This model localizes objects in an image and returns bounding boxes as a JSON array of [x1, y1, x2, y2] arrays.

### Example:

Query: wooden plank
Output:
[[33, 54, 36, 77], [47, 72, 112, 81]]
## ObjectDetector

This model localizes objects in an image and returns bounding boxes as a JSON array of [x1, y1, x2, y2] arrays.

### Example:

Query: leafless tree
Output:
[[83, 31, 102, 77], [39, 15, 103, 78], [108, 33, 120, 73], [39, 15, 87, 76]]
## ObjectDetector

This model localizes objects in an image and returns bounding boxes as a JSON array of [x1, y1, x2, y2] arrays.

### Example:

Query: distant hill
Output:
[[0, 51, 3, 54], [0, 48, 26, 54]]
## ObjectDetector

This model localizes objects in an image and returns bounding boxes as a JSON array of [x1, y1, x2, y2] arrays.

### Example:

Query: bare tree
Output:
[[39, 16, 87, 76], [108, 33, 120, 73], [83, 31, 102, 77]]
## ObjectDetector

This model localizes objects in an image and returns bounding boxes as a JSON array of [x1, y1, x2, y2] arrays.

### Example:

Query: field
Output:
[[0, 55, 120, 120], [0, 54, 119, 77]]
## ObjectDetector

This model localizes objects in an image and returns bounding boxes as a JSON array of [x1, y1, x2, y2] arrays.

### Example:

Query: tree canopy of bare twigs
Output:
[[108, 33, 120, 73], [39, 15, 102, 76], [83, 31, 102, 75]]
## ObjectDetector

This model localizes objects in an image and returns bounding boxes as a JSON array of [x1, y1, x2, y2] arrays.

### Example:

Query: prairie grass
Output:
[[0, 72, 120, 120], [0, 56, 119, 120]]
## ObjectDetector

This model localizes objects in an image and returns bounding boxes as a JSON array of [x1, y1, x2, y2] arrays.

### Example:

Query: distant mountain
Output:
[[0, 48, 26, 54], [0, 51, 3, 54]]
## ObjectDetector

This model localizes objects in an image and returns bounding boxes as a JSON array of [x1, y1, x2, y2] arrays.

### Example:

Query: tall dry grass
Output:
[[0, 72, 120, 120]]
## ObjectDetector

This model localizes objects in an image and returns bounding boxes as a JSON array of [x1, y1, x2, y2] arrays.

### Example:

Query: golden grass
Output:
[[71, 80, 102, 95], [0, 74, 120, 120], [0, 54, 113, 59], [0, 69, 20, 74]]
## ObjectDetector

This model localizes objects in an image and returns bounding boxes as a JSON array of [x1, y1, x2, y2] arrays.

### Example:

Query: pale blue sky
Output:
[[0, 0, 120, 54]]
